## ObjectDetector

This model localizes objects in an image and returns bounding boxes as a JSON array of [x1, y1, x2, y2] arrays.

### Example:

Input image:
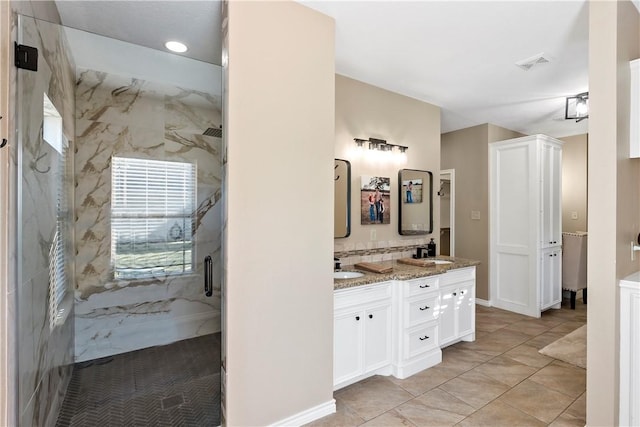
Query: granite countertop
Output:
[[334, 256, 480, 290]]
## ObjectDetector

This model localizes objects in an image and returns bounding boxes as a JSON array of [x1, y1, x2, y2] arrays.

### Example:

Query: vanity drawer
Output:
[[404, 323, 439, 359], [334, 281, 392, 310], [440, 267, 475, 286], [405, 276, 439, 297], [405, 294, 440, 328]]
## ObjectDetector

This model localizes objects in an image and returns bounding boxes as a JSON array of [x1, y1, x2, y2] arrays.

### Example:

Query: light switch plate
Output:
[[571, 211, 579, 220], [370, 229, 377, 241], [471, 210, 481, 220]]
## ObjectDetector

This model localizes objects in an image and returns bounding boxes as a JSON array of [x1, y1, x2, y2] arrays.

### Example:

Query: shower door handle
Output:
[[204, 255, 213, 297]]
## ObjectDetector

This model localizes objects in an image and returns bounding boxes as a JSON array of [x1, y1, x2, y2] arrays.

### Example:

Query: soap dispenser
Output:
[[427, 238, 436, 257]]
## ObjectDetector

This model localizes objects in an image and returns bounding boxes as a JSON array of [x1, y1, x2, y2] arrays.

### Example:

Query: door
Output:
[[457, 283, 475, 339], [438, 287, 457, 345], [13, 15, 224, 426], [439, 169, 455, 256], [541, 141, 562, 248], [334, 309, 363, 385], [541, 248, 562, 309], [364, 303, 391, 372]]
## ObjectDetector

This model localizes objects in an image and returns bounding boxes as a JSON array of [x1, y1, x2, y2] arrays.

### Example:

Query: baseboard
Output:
[[475, 298, 491, 307], [75, 310, 221, 362], [392, 350, 442, 379], [271, 399, 336, 426]]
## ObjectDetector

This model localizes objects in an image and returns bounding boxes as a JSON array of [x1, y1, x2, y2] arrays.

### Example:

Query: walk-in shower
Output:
[[13, 14, 223, 425]]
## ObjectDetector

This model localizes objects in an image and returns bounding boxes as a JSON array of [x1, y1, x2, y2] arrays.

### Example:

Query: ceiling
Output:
[[55, 0, 590, 138]]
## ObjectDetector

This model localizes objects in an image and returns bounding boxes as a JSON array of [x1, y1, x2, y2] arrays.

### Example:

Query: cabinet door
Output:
[[541, 248, 562, 310], [551, 249, 562, 304], [541, 142, 562, 248], [438, 287, 457, 346], [364, 304, 391, 372], [456, 283, 475, 339], [334, 309, 363, 385]]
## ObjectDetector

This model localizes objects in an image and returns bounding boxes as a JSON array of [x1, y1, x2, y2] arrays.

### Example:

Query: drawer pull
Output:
[[419, 284, 430, 289], [419, 335, 429, 341], [355, 316, 360, 321], [369, 314, 373, 319], [419, 306, 430, 311]]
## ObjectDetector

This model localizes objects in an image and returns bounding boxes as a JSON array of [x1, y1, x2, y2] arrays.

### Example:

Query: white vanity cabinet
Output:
[[438, 267, 476, 347], [333, 281, 392, 390], [392, 275, 441, 379], [333, 265, 477, 389], [489, 134, 563, 318]]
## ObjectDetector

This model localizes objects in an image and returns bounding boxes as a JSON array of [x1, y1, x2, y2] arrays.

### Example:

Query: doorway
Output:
[[13, 15, 223, 426], [439, 169, 455, 256]]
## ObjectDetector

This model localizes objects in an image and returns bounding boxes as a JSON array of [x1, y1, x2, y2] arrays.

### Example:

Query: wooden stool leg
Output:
[[570, 291, 576, 310], [583, 288, 587, 304]]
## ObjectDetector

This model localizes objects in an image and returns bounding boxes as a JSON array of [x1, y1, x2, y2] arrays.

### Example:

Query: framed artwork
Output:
[[360, 176, 391, 225], [402, 178, 423, 204]]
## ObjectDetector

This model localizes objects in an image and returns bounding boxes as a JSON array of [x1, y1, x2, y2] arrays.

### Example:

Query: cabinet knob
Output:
[[453, 292, 457, 296], [419, 284, 430, 289], [369, 314, 373, 319], [419, 306, 430, 311], [355, 316, 360, 321], [549, 254, 553, 257], [419, 336, 429, 341], [553, 241, 557, 244], [549, 241, 553, 244]]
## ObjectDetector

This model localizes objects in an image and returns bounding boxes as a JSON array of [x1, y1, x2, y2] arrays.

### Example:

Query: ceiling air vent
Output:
[[515, 53, 551, 71]]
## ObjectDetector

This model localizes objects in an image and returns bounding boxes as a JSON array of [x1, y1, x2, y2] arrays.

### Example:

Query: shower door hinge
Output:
[[14, 43, 38, 71]]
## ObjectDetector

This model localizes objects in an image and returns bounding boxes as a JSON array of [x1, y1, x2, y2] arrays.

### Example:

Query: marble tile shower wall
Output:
[[16, 16, 76, 427], [334, 237, 432, 266], [74, 69, 223, 363]]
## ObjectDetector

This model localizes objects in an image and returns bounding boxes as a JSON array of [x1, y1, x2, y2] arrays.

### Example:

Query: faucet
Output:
[[334, 257, 341, 271], [414, 247, 428, 259]]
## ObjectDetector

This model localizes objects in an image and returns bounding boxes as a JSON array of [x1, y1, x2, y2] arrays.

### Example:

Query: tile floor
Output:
[[56, 333, 221, 426], [309, 299, 587, 427]]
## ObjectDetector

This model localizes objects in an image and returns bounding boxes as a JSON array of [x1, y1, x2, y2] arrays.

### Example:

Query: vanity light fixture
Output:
[[565, 92, 589, 122], [165, 40, 188, 53], [353, 137, 408, 154]]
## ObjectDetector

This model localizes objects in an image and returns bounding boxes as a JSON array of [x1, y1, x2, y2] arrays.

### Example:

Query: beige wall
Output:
[[587, 1, 640, 425], [441, 124, 523, 301], [334, 75, 441, 250], [225, 2, 335, 425], [561, 134, 588, 233]]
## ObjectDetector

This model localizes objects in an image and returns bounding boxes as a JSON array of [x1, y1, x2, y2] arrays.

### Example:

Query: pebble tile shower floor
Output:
[[56, 333, 221, 427]]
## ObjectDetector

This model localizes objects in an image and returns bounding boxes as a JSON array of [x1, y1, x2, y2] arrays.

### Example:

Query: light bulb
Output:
[[576, 99, 588, 117]]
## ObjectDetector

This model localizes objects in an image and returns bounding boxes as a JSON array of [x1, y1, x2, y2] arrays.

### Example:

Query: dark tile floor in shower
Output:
[[56, 333, 221, 427]]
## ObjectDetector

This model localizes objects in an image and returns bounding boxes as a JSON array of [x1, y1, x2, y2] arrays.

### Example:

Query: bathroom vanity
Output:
[[333, 258, 478, 390]]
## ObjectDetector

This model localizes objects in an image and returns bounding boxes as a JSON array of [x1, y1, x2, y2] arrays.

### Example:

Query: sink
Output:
[[334, 271, 365, 280], [432, 260, 453, 265]]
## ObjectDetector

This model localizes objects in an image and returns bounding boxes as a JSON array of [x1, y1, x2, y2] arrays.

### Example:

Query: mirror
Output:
[[335, 159, 351, 238], [398, 169, 433, 235]]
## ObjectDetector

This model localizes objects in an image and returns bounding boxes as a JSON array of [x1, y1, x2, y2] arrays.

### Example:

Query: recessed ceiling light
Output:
[[165, 41, 188, 53]]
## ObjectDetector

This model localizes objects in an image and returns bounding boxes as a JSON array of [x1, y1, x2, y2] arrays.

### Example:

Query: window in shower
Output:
[[44, 93, 71, 329], [111, 157, 196, 280]]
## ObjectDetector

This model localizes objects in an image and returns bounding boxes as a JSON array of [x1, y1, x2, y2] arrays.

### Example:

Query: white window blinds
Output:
[[111, 157, 196, 279]]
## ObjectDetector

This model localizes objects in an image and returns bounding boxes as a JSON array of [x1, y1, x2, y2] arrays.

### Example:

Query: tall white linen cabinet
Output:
[[489, 134, 563, 318]]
